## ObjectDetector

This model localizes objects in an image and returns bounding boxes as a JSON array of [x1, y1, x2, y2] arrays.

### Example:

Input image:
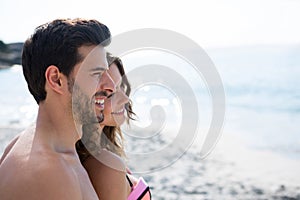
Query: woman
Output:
[[76, 53, 151, 200]]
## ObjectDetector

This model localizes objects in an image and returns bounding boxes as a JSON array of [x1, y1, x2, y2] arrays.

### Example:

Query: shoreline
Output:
[[0, 41, 23, 68]]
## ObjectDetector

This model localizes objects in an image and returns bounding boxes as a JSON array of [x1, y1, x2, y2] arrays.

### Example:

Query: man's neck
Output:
[[35, 102, 80, 154]]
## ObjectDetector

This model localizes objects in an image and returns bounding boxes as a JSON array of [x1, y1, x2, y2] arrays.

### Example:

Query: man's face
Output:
[[70, 45, 115, 125]]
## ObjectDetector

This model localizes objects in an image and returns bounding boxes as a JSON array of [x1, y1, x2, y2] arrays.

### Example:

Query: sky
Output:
[[0, 0, 300, 48]]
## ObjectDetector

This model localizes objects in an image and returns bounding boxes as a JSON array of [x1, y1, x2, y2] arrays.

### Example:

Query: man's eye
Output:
[[92, 72, 103, 78]]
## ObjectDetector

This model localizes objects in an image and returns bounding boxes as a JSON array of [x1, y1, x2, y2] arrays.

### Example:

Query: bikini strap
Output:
[[126, 174, 134, 188]]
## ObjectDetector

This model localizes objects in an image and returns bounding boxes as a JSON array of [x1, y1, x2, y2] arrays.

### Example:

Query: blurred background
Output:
[[0, 0, 299, 199]]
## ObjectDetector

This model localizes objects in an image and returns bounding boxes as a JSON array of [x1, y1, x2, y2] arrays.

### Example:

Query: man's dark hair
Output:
[[22, 18, 111, 104]]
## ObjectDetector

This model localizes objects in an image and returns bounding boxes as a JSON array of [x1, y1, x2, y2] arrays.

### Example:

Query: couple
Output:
[[0, 18, 151, 200]]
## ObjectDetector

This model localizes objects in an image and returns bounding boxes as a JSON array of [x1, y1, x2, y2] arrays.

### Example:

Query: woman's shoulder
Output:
[[84, 148, 127, 173], [83, 149, 130, 199]]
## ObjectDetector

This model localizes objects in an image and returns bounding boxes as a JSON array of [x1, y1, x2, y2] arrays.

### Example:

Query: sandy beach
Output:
[[127, 132, 300, 200], [1, 127, 300, 200]]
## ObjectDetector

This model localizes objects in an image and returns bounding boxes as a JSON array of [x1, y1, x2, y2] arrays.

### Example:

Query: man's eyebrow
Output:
[[89, 66, 107, 72]]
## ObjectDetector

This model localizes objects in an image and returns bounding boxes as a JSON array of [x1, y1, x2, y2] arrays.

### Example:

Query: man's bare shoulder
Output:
[[0, 126, 98, 200], [0, 133, 20, 164], [0, 127, 83, 200], [0, 149, 83, 200]]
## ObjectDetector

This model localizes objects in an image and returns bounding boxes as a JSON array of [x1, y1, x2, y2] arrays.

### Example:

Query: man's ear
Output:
[[45, 65, 63, 94]]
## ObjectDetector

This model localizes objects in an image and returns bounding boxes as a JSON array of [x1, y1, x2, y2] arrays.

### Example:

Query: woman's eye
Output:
[[116, 84, 123, 91], [121, 84, 126, 91]]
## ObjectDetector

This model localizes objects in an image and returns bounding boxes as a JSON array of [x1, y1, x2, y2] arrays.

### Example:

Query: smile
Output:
[[112, 108, 124, 114], [95, 99, 105, 109]]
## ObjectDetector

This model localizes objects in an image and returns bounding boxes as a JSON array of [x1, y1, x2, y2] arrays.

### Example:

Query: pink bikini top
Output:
[[127, 175, 151, 200]]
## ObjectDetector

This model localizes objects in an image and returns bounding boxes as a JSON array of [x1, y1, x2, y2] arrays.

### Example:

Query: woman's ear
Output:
[[45, 65, 63, 94]]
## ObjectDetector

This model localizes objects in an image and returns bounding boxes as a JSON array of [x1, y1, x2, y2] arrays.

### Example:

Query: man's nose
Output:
[[99, 70, 116, 95]]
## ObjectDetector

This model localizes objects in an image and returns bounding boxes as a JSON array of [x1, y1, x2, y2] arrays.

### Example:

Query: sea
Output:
[[0, 45, 300, 199]]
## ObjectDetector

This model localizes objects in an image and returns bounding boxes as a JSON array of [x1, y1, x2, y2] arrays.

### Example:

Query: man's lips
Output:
[[94, 98, 105, 109], [95, 99, 104, 123], [94, 91, 108, 110]]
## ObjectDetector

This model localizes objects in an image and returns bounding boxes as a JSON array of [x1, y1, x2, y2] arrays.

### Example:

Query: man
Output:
[[0, 18, 115, 199]]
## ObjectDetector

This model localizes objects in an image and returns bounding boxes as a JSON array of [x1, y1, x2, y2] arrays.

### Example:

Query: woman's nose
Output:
[[120, 90, 129, 104], [99, 70, 116, 96]]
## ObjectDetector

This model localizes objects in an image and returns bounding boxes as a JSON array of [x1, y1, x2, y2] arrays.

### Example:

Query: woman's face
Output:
[[101, 63, 129, 126]]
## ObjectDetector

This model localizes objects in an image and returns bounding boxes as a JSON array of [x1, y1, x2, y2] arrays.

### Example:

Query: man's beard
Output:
[[69, 79, 104, 125]]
